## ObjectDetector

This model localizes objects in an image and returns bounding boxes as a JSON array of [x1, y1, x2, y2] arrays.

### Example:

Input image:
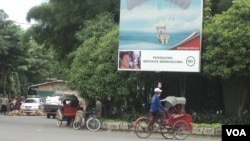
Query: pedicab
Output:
[[55, 94, 80, 127], [133, 96, 192, 140]]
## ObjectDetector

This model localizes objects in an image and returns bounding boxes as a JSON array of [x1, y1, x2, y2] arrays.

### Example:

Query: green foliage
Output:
[[26, 0, 120, 66], [210, 0, 232, 15], [192, 113, 250, 125], [68, 12, 129, 100], [203, 0, 212, 19], [68, 13, 158, 110], [0, 10, 26, 95], [3, 72, 21, 96], [0, 9, 65, 95], [1, 0, 249, 120], [192, 123, 221, 129], [0, 17, 24, 71], [24, 41, 63, 84], [202, 0, 250, 79]]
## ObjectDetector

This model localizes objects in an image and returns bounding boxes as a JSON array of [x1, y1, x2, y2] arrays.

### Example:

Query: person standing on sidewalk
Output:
[[1, 95, 9, 114], [95, 96, 102, 118], [0, 94, 2, 113]]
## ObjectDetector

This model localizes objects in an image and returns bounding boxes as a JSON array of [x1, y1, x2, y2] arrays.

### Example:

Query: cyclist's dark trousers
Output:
[[152, 110, 164, 123]]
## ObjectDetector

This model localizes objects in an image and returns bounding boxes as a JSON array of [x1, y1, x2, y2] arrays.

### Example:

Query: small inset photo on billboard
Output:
[[118, 51, 141, 70]]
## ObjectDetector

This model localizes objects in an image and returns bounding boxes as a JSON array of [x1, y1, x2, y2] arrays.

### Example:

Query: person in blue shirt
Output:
[[150, 87, 166, 125]]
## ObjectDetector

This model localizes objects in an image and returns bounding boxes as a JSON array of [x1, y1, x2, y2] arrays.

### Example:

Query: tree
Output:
[[202, 0, 250, 116], [0, 9, 64, 95], [210, 0, 232, 15], [26, 0, 120, 66], [68, 12, 127, 99], [0, 10, 27, 95], [23, 41, 63, 84]]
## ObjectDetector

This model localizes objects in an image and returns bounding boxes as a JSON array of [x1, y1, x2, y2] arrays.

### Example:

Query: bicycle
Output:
[[72, 108, 101, 131]]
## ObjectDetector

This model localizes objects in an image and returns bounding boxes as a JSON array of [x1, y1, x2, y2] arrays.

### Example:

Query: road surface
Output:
[[0, 114, 221, 141]]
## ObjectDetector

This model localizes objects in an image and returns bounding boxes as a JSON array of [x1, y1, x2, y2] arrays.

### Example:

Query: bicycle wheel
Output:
[[160, 125, 174, 139], [86, 117, 101, 131], [172, 120, 191, 140], [56, 119, 62, 127], [73, 120, 82, 130], [134, 117, 153, 139]]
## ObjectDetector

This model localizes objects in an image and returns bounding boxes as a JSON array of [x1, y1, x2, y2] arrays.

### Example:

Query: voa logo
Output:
[[226, 129, 246, 136]]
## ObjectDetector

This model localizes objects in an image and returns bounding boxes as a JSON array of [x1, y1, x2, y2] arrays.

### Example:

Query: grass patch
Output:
[[192, 123, 222, 128], [103, 118, 222, 129]]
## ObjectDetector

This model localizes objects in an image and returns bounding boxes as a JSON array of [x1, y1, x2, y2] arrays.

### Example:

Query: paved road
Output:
[[0, 115, 221, 141]]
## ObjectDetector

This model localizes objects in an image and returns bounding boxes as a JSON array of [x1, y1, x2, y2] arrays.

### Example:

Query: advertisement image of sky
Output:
[[119, 0, 202, 50]]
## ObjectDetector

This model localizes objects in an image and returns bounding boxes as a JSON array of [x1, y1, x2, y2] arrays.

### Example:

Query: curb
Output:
[[100, 122, 221, 136]]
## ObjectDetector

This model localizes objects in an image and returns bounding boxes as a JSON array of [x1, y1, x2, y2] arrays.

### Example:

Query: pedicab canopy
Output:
[[59, 94, 79, 107], [162, 96, 186, 110]]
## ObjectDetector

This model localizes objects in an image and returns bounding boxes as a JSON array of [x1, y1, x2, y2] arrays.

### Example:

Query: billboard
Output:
[[118, 0, 203, 72]]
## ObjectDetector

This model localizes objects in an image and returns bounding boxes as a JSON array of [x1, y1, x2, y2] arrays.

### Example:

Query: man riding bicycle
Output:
[[150, 87, 166, 126]]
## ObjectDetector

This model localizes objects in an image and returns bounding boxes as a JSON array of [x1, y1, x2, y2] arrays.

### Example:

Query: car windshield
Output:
[[25, 99, 39, 103]]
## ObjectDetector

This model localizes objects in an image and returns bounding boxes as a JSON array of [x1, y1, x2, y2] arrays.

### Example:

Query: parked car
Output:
[[43, 96, 61, 118], [20, 98, 43, 114]]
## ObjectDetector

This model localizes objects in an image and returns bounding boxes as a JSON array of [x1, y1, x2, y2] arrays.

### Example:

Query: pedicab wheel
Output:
[[134, 117, 152, 139], [160, 125, 174, 139], [172, 120, 191, 140], [56, 119, 62, 127], [73, 120, 82, 130], [86, 117, 101, 131]]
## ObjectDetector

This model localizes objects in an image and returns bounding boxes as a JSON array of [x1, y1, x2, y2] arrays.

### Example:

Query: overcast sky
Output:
[[0, 0, 47, 29]]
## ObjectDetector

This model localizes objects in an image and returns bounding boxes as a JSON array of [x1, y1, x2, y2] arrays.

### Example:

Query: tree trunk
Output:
[[179, 73, 186, 97], [0, 66, 7, 91], [223, 77, 250, 116], [237, 79, 249, 117]]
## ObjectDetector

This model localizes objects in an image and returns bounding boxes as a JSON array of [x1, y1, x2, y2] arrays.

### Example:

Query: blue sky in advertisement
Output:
[[119, 0, 202, 50]]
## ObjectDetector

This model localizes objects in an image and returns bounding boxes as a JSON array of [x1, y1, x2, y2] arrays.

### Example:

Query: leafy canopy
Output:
[[202, 0, 250, 79]]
